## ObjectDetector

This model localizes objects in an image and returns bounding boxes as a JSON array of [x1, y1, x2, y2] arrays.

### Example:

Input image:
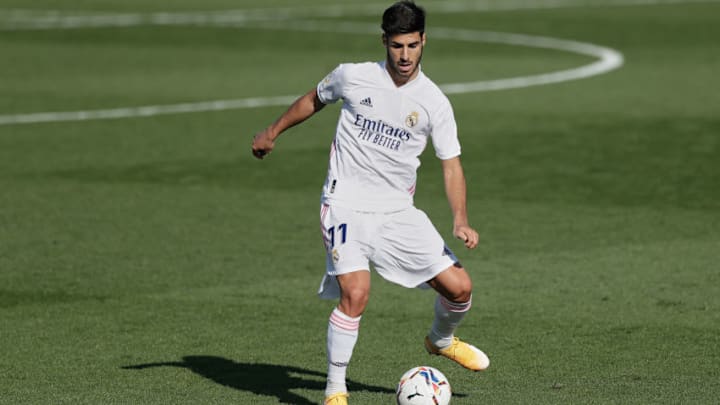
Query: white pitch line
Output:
[[433, 28, 624, 93], [0, 96, 299, 126], [0, 24, 623, 126], [229, 20, 624, 94], [0, 2, 638, 126]]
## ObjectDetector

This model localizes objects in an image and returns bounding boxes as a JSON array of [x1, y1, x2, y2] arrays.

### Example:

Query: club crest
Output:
[[405, 111, 419, 128]]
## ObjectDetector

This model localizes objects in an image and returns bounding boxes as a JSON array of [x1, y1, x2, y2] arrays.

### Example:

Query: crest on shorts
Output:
[[405, 111, 419, 128], [332, 248, 340, 264]]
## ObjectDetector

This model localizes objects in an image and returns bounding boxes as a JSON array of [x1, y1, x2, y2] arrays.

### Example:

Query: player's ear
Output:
[[382, 33, 388, 47], [421, 32, 426, 46]]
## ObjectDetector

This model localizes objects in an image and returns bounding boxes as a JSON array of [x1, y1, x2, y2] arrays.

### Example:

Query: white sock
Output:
[[428, 295, 472, 349], [325, 307, 361, 396]]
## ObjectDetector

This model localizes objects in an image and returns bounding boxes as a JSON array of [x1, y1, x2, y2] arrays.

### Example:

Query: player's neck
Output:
[[385, 61, 421, 87]]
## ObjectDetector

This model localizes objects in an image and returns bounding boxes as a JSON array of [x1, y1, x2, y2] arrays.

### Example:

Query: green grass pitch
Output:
[[1, 1, 719, 403]]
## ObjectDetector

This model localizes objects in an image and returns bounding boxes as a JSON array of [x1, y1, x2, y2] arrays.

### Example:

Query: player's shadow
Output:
[[122, 355, 393, 404]]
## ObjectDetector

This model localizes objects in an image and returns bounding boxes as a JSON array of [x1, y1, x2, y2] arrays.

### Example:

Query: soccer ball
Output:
[[396, 366, 452, 405]]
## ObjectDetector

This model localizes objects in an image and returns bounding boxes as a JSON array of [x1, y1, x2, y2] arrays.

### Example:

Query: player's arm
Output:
[[251, 88, 326, 159], [441, 156, 479, 249]]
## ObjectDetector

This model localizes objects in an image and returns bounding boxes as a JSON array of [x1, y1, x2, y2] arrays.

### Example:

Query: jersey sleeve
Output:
[[430, 98, 461, 160], [316, 64, 347, 104]]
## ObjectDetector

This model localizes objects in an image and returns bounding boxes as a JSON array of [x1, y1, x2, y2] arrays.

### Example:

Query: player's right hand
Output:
[[251, 130, 275, 160]]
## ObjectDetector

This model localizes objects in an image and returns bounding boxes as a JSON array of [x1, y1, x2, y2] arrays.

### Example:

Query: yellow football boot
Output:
[[324, 392, 348, 405], [424, 336, 490, 371]]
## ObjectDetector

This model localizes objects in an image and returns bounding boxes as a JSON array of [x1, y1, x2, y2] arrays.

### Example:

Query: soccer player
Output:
[[251, 1, 489, 404]]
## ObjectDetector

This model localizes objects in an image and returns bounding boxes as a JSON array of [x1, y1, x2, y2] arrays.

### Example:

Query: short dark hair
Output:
[[381, 1, 425, 36]]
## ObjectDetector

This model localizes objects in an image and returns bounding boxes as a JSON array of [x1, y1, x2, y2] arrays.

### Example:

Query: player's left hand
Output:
[[453, 224, 479, 249]]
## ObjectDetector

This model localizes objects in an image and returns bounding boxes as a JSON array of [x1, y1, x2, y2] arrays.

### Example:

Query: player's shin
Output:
[[428, 295, 471, 349], [325, 307, 361, 396]]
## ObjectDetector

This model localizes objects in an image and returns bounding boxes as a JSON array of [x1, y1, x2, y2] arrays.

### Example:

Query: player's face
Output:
[[383, 32, 426, 86]]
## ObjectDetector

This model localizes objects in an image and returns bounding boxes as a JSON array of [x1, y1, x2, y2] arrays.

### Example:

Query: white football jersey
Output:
[[317, 61, 461, 212]]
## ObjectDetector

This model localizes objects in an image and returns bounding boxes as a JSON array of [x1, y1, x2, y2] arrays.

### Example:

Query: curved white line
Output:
[[230, 20, 624, 93], [0, 15, 625, 125], [432, 28, 624, 93]]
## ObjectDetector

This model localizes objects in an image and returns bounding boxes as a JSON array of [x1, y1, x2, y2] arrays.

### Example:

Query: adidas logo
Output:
[[360, 97, 373, 107]]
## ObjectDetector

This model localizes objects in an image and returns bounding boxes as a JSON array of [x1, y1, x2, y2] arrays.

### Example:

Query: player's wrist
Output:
[[264, 127, 280, 142], [452, 218, 469, 229]]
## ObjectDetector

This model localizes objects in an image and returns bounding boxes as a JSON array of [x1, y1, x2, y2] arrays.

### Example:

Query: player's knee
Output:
[[340, 286, 370, 316], [451, 272, 473, 303], [346, 286, 369, 303], [453, 284, 472, 303]]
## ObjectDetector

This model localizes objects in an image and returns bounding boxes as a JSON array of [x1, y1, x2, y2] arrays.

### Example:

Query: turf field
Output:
[[1, 1, 719, 403]]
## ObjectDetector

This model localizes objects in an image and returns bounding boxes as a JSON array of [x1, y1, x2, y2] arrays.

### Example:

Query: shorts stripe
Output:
[[329, 138, 337, 157], [320, 203, 330, 249], [408, 182, 416, 195]]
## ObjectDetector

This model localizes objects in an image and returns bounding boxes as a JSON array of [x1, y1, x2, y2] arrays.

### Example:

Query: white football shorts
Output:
[[317, 203, 459, 299]]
